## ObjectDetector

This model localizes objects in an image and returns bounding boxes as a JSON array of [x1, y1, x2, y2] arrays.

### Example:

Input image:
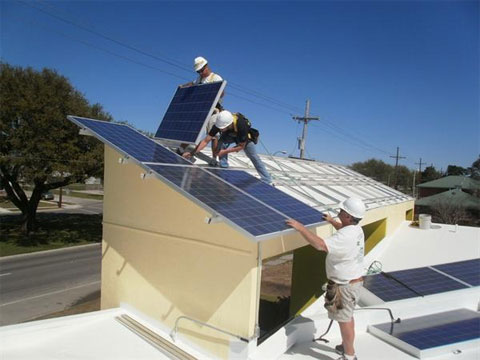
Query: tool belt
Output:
[[324, 277, 363, 312], [324, 280, 343, 312]]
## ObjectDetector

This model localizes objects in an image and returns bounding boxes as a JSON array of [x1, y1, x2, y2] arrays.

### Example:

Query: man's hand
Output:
[[285, 219, 304, 231], [182, 152, 192, 159], [322, 213, 334, 223]]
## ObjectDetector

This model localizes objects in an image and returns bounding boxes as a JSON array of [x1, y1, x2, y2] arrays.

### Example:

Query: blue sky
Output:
[[2, 1, 478, 171]]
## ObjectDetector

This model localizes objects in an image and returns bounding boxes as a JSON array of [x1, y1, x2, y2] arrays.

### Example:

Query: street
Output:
[[0, 243, 102, 326]]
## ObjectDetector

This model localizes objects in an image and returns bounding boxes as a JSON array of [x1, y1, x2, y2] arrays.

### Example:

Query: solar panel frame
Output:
[[155, 81, 226, 145]]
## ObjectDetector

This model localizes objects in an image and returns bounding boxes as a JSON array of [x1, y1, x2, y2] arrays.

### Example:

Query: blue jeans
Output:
[[219, 141, 272, 184]]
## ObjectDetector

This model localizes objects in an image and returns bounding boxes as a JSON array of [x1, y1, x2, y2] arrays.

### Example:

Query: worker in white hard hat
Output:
[[183, 110, 272, 184], [180, 56, 224, 90], [285, 197, 366, 360]]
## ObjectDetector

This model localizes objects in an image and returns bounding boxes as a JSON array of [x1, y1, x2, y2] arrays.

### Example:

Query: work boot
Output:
[[335, 344, 344, 354], [336, 355, 357, 360]]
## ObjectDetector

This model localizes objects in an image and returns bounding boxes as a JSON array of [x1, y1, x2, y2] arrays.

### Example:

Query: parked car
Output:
[[41, 191, 54, 200]]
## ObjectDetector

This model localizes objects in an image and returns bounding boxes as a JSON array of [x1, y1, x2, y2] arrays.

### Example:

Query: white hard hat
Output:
[[215, 111, 233, 129], [340, 197, 366, 219], [194, 56, 208, 72]]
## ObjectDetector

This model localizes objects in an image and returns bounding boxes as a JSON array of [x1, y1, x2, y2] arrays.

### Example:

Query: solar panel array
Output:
[[155, 81, 225, 144], [68, 116, 324, 240], [68, 116, 190, 165], [363, 259, 478, 302], [369, 309, 480, 357], [206, 169, 325, 226], [148, 165, 290, 237]]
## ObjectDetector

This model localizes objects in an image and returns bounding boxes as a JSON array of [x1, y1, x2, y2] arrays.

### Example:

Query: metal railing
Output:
[[170, 315, 256, 343]]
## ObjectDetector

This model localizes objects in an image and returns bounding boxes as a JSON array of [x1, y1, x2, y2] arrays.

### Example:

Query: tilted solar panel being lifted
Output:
[[67, 116, 324, 241], [155, 81, 226, 144]]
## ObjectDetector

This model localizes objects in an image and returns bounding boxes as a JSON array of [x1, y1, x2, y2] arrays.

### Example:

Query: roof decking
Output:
[[194, 150, 412, 213]]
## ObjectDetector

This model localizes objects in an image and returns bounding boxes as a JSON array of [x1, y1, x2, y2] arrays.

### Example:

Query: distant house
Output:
[[417, 175, 480, 198], [415, 178, 480, 225]]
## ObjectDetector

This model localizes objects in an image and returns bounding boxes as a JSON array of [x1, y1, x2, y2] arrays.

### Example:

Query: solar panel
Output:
[[368, 309, 480, 358], [206, 169, 324, 227], [432, 259, 480, 287], [146, 164, 290, 239], [155, 81, 226, 144], [390, 267, 468, 295], [68, 116, 190, 165], [363, 273, 419, 302], [363, 266, 470, 302]]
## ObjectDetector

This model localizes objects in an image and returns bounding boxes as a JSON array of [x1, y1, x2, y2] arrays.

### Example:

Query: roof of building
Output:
[[196, 151, 412, 214], [2, 221, 479, 360], [416, 175, 480, 190], [415, 189, 480, 210]]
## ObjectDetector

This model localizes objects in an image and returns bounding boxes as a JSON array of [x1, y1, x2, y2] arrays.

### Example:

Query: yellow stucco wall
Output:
[[101, 146, 258, 359]]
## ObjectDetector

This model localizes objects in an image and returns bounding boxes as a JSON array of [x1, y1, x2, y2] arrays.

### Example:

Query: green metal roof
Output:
[[417, 175, 480, 190], [415, 189, 480, 210]]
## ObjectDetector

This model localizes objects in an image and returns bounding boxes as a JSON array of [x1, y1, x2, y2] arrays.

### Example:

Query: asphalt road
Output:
[[0, 194, 103, 216], [62, 196, 103, 215], [0, 244, 101, 326]]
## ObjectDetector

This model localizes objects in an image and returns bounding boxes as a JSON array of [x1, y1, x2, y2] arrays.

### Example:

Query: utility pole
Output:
[[292, 99, 319, 159], [390, 146, 406, 189], [415, 157, 426, 184]]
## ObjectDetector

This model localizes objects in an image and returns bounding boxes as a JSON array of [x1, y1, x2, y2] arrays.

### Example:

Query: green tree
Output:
[[350, 159, 394, 184], [421, 165, 442, 183], [0, 63, 112, 235], [446, 165, 467, 176], [468, 156, 480, 180], [396, 165, 415, 193]]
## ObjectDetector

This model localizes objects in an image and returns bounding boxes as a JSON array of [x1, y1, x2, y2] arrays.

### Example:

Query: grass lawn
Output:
[[0, 213, 102, 257]]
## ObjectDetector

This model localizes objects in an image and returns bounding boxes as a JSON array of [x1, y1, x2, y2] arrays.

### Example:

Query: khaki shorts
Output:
[[327, 281, 363, 322]]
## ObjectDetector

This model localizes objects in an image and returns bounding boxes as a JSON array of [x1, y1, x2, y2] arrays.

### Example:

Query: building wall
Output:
[[418, 187, 444, 198], [101, 146, 259, 359]]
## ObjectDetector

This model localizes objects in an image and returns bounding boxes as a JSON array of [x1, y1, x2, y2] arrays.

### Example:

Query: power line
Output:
[[8, 13, 295, 116], [8, 15, 191, 81], [18, 0, 304, 115], [322, 118, 391, 156], [309, 121, 391, 157]]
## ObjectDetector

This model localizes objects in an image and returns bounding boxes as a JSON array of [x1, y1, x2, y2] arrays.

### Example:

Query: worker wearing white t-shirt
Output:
[[286, 197, 366, 360]]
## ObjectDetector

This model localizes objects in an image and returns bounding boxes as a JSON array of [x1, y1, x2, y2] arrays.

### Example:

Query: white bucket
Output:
[[419, 214, 431, 230]]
